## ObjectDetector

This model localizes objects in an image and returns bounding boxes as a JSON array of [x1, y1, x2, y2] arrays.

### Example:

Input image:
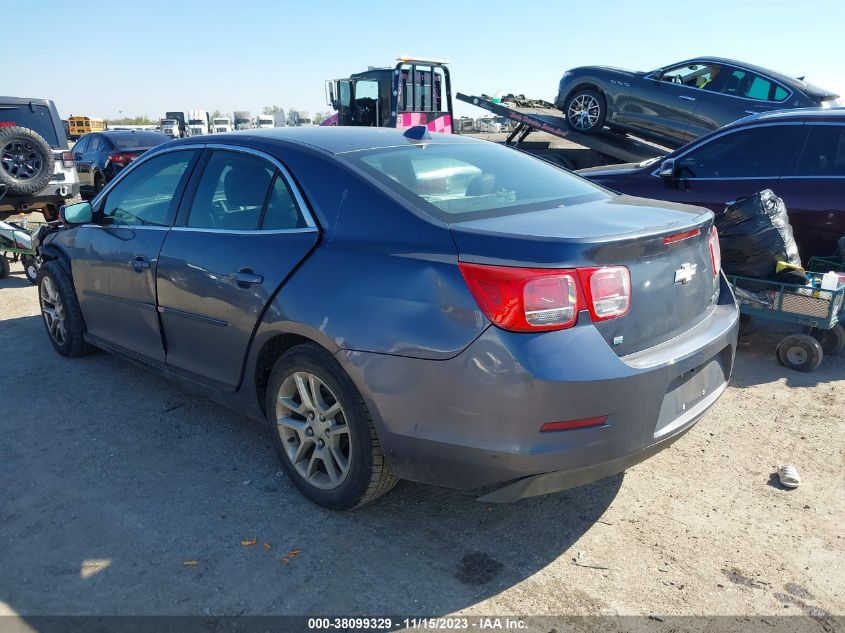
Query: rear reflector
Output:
[[662, 228, 701, 244], [0, 121, 16, 128], [708, 225, 721, 277], [540, 416, 608, 432]]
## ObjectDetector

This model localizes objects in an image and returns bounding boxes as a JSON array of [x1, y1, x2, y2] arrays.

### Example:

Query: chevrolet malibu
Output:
[[36, 127, 738, 510]]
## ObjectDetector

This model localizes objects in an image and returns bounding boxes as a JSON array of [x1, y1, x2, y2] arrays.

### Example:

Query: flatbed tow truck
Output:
[[456, 92, 671, 170]]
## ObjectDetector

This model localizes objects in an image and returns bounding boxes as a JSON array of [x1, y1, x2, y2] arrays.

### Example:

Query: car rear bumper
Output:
[[339, 275, 739, 501], [0, 182, 80, 213]]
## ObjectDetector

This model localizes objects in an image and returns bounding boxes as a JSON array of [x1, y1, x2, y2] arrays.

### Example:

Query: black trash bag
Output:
[[715, 189, 801, 280]]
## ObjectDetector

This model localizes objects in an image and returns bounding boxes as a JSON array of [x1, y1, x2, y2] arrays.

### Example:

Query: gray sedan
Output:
[[36, 127, 738, 509]]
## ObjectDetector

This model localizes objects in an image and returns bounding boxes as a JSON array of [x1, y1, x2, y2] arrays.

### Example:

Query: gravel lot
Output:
[[0, 259, 842, 629]]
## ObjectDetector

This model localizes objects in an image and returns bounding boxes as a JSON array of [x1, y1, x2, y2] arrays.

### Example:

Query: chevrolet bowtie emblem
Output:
[[675, 263, 697, 284]]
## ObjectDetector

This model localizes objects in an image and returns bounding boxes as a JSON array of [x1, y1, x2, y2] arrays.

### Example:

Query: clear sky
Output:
[[7, 0, 844, 121]]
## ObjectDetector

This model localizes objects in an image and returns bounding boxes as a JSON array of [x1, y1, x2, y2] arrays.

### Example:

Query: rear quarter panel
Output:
[[245, 141, 488, 361]]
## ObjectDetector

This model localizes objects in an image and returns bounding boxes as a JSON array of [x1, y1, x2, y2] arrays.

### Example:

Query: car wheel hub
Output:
[[39, 276, 67, 345], [786, 346, 807, 366], [1, 141, 41, 180], [567, 95, 600, 131], [275, 371, 351, 490]]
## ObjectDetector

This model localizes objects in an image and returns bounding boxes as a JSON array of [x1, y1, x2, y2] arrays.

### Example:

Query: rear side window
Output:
[[677, 126, 802, 178], [187, 151, 274, 230], [262, 175, 305, 229], [101, 151, 195, 226], [0, 104, 60, 148], [790, 126, 845, 177], [346, 142, 604, 221], [719, 69, 784, 101], [112, 131, 168, 149]]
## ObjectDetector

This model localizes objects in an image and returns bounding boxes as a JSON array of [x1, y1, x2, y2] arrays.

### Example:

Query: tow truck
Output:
[[322, 56, 668, 169], [323, 56, 454, 133]]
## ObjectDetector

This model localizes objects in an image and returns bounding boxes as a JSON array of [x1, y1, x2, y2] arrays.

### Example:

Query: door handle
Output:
[[678, 95, 696, 101], [230, 268, 263, 287], [132, 256, 151, 272]]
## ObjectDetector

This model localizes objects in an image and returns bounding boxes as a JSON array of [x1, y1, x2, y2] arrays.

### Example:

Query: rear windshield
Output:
[[111, 131, 168, 148], [0, 104, 62, 148], [343, 142, 605, 221]]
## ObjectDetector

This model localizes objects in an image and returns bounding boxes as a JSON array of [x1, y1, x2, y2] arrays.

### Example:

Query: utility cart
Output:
[[0, 218, 39, 284], [729, 274, 845, 371]]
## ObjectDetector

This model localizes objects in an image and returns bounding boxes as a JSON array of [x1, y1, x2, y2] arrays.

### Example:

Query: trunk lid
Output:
[[450, 194, 719, 355]]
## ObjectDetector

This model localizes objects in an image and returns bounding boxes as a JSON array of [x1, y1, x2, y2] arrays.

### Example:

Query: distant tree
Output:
[[106, 115, 157, 125], [262, 105, 285, 115], [211, 109, 224, 120], [313, 111, 332, 125]]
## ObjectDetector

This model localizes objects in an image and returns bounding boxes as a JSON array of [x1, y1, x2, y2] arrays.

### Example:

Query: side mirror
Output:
[[658, 158, 677, 179], [652, 68, 664, 81], [60, 201, 93, 225]]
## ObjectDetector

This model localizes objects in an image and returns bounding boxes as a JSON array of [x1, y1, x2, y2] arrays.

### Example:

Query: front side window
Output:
[[101, 150, 195, 226], [661, 63, 721, 90], [677, 126, 802, 179], [187, 151, 274, 230], [790, 126, 845, 177], [345, 142, 606, 221], [88, 136, 103, 153], [73, 136, 90, 155]]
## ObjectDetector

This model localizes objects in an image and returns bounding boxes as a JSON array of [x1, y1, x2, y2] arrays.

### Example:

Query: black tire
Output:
[[0, 126, 55, 195], [805, 324, 845, 355], [738, 313, 753, 336], [94, 173, 105, 194], [563, 88, 606, 134], [0, 255, 9, 279], [37, 260, 95, 357], [776, 334, 823, 372], [22, 255, 38, 284], [266, 343, 397, 510]]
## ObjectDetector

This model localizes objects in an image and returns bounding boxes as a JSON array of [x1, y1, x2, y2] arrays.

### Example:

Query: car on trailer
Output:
[[36, 126, 737, 510], [554, 57, 840, 146]]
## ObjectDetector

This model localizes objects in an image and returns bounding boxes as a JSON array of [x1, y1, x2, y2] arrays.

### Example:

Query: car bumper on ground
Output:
[[339, 275, 739, 502]]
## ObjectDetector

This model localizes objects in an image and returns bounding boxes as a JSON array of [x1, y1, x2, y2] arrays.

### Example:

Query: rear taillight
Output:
[[578, 266, 631, 321], [708, 226, 721, 277], [459, 262, 630, 332], [60, 151, 74, 168], [108, 151, 139, 165]]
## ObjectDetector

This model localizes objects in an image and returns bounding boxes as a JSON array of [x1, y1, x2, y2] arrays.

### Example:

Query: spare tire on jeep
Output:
[[0, 126, 55, 196]]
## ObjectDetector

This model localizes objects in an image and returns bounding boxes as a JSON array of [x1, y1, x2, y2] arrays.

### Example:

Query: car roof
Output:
[[687, 57, 837, 96], [168, 126, 477, 155], [728, 107, 845, 128]]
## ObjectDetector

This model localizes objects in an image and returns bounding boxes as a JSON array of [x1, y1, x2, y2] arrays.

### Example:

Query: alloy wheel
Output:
[[1, 140, 42, 180], [275, 371, 351, 490], [40, 276, 67, 345], [567, 94, 601, 131]]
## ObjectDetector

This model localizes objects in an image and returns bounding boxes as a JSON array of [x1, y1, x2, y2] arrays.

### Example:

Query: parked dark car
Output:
[[37, 127, 738, 509], [73, 129, 169, 197], [578, 108, 845, 258], [555, 57, 840, 147]]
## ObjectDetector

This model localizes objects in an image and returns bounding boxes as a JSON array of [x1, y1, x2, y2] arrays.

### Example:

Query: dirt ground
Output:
[[0, 259, 842, 630]]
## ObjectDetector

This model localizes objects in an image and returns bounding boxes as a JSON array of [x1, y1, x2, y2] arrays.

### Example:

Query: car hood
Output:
[[576, 162, 647, 178], [569, 65, 642, 79]]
